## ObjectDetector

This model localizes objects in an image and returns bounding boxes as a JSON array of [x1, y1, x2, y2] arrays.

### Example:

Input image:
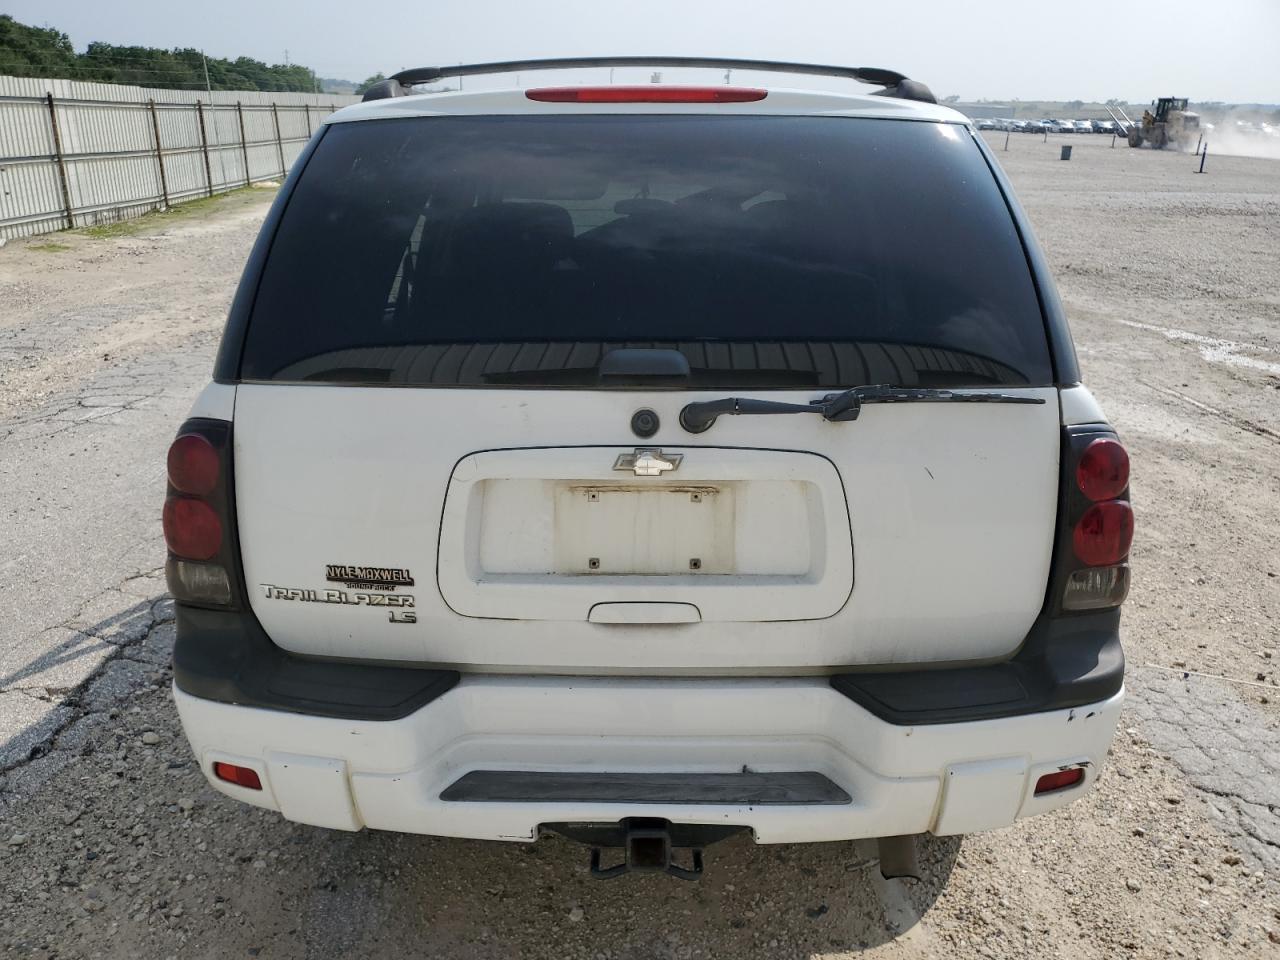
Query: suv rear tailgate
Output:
[[233, 384, 1058, 670]]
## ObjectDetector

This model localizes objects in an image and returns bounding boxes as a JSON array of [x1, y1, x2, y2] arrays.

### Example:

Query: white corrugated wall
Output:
[[0, 75, 358, 239]]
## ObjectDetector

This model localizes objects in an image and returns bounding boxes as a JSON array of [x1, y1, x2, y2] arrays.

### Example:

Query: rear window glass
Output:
[[242, 115, 1052, 388]]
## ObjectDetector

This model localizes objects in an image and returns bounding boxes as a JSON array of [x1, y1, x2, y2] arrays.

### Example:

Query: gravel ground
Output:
[[1, 136, 1278, 959]]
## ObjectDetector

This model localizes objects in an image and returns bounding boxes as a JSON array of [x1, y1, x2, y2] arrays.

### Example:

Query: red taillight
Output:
[[526, 86, 767, 103], [1034, 767, 1085, 795], [163, 497, 223, 561], [167, 434, 221, 496], [1073, 501, 1134, 566], [213, 761, 262, 790], [1076, 438, 1129, 502], [164, 420, 237, 607], [1059, 429, 1133, 612]]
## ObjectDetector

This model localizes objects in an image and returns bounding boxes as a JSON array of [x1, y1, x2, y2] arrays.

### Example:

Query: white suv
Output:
[[166, 58, 1131, 880]]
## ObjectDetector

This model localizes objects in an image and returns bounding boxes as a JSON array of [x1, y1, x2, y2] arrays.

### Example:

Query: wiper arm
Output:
[[678, 385, 1045, 433]]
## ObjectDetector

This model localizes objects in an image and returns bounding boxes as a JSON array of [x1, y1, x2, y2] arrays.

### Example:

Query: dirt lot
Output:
[[1, 135, 1278, 959]]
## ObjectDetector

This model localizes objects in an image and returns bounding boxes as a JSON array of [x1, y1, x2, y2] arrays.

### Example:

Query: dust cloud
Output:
[[1200, 123, 1280, 160]]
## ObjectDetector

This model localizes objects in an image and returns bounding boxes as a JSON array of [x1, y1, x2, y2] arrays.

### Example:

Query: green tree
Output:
[[0, 15, 77, 76], [0, 13, 324, 92]]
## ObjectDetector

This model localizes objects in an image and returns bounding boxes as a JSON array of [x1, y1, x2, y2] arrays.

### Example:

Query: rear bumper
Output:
[[173, 604, 1124, 842], [172, 604, 1124, 725], [174, 677, 1123, 844]]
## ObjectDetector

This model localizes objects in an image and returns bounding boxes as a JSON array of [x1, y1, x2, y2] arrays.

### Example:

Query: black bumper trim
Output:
[[173, 605, 459, 721], [830, 610, 1124, 725], [441, 770, 850, 805], [175, 606, 1120, 726]]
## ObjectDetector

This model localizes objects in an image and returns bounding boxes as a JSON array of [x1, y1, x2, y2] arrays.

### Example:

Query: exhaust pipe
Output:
[[877, 835, 922, 881]]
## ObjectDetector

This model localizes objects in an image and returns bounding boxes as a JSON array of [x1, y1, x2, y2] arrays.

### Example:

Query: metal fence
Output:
[[0, 75, 359, 240]]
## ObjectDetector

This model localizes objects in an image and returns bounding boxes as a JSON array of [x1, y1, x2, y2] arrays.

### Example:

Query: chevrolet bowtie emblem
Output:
[[614, 448, 682, 477]]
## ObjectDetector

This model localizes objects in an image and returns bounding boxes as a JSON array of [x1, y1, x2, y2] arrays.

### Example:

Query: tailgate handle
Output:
[[588, 602, 701, 625]]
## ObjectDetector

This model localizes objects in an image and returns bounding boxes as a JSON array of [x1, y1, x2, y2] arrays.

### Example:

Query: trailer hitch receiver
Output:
[[589, 818, 704, 880]]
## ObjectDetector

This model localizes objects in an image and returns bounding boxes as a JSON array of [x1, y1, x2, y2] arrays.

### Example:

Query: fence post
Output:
[[271, 103, 286, 178], [45, 93, 75, 230], [196, 101, 214, 197], [304, 103, 313, 137], [236, 101, 250, 186], [147, 98, 170, 209]]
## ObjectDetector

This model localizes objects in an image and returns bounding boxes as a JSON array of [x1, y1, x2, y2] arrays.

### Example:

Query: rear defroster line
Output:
[[678, 384, 1045, 433]]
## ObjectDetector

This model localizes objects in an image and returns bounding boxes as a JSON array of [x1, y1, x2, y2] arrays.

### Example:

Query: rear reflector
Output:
[[1062, 564, 1130, 611], [1034, 767, 1085, 795], [162, 497, 223, 561], [1072, 500, 1134, 566], [526, 86, 767, 103], [212, 761, 262, 790]]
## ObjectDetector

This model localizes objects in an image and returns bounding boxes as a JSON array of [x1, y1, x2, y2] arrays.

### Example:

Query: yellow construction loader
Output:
[[1111, 98, 1201, 150]]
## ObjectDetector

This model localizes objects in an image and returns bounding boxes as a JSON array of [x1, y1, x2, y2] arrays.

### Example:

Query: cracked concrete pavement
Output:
[[0, 140, 1278, 958], [1126, 669, 1280, 872], [0, 189, 274, 781]]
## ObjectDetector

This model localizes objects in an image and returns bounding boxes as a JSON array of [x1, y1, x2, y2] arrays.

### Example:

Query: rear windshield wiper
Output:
[[678, 385, 1045, 433]]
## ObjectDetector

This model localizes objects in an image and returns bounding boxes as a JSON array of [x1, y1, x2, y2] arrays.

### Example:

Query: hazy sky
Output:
[[7, 0, 1279, 103]]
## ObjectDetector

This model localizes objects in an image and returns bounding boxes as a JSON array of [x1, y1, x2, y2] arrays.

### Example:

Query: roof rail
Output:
[[361, 57, 936, 105]]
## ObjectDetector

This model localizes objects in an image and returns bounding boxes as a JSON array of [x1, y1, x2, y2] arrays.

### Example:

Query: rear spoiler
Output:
[[362, 57, 936, 105]]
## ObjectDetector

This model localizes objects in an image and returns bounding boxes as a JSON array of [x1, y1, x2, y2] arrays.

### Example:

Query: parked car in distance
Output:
[[167, 57, 1130, 883], [975, 118, 996, 130], [1092, 120, 1116, 134], [1073, 120, 1093, 134]]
